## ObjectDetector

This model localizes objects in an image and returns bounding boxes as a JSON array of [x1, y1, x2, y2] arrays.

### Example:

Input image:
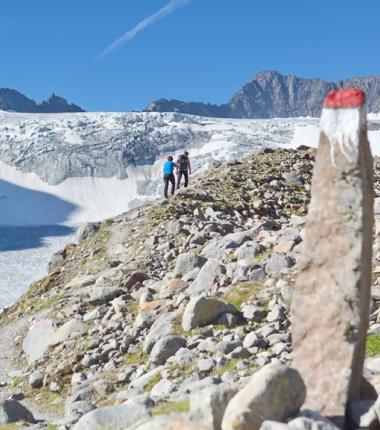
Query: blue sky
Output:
[[1, 0, 379, 111]]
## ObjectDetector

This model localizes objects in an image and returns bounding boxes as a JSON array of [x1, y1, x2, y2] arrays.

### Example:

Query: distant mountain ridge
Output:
[[0, 88, 84, 113], [145, 71, 380, 118]]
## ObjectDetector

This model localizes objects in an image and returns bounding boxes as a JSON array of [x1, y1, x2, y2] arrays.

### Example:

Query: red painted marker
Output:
[[323, 88, 366, 109]]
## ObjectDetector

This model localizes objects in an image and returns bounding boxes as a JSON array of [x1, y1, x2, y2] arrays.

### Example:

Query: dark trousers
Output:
[[177, 170, 189, 189], [164, 173, 175, 197]]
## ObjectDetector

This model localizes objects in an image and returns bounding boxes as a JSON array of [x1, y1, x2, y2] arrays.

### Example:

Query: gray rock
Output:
[[216, 313, 240, 327], [260, 421, 289, 430], [72, 403, 150, 430], [198, 358, 216, 373], [249, 268, 266, 282], [143, 310, 181, 353], [129, 368, 162, 392], [48, 318, 87, 347], [87, 286, 125, 305], [150, 379, 175, 398], [131, 415, 191, 430], [236, 242, 265, 260], [29, 371, 44, 388], [366, 357, 380, 373], [222, 363, 306, 430], [242, 305, 267, 322], [182, 296, 232, 331], [216, 340, 242, 354], [66, 400, 96, 421], [150, 336, 187, 365], [243, 332, 260, 349], [266, 304, 286, 323], [174, 348, 196, 366], [49, 249, 66, 269], [282, 173, 303, 186], [190, 384, 239, 430], [265, 254, 295, 276], [22, 319, 57, 364], [0, 400, 34, 424], [174, 253, 207, 278], [77, 222, 100, 242], [190, 260, 226, 295]]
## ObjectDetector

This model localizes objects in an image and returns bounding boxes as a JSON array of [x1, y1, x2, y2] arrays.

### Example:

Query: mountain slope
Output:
[[0, 88, 84, 113], [145, 71, 380, 118]]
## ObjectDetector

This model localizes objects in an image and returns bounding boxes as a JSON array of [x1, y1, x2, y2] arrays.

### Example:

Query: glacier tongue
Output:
[[1, 110, 380, 226]]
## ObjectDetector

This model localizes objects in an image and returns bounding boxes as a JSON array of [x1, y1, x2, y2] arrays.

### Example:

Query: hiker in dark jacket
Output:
[[176, 151, 191, 189], [163, 156, 176, 198]]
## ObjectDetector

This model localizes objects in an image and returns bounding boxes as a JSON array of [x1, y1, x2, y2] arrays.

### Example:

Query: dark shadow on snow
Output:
[[0, 179, 78, 251]]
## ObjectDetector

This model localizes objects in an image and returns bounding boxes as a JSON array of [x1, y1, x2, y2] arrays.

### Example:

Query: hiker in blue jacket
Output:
[[163, 156, 176, 198]]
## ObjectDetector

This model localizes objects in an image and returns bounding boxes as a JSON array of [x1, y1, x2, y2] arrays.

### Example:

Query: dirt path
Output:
[[0, 314, 66, 425]]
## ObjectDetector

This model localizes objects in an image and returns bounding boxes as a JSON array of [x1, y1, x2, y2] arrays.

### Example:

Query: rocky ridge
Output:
[[0, 89, 84, 114], [146, 71, 380, 118], [1, 147, 380, 429]]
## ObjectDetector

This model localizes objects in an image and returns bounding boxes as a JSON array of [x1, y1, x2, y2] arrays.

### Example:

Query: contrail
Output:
[[96, 0, 191, 61]]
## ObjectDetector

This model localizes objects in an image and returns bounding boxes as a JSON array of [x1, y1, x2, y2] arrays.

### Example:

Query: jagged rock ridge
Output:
[[146, 71, 380, 118], [0, 88, 84, 113]]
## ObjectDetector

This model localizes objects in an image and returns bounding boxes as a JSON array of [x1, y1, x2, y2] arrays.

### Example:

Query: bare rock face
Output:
[[292, 89, 374, 425]]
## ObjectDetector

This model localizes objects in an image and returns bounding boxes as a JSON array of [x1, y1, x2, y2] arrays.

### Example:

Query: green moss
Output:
[[144, 372, 163, 392], [167, 363, 196, 380], [211, 358, 240, 377], [223, 282, 265, 310], [32, 291, 66, 313], [9, 377, 20, 388], [124, 348, 147, 366], [0, 424, 27, 430], [366, 334, 380, 357], [152, 399, 190, 416]]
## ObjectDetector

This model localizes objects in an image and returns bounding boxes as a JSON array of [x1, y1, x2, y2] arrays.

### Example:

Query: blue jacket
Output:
[[163, 161, 176, 175]]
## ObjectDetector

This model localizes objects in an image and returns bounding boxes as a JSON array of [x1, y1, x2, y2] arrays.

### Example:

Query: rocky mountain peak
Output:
[[145, 71, 380, 119], [0, 87, 84, 113]]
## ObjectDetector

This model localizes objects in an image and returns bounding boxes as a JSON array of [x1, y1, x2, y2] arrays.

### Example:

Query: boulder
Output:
[[150, 336, 187, 365], [265, 253, 295, 276], [125, 272, 150, 290], [77, 222, 100, 242], [0, 400, 34, 424], [72, 403, 150, 430], [190, 260, 226, 295], [48, 318, 87, 347], [190, 384, 239, 430], [173, 253, 207, 278], [22, 319, 57, 364], [143, 310, 182, 353], [222, 363, 306, 430], [86, 286, 125, 305], [29, 371, 44, 388], [182, 296, 233, 331]]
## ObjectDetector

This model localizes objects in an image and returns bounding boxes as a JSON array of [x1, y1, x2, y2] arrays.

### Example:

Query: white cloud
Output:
[[96, 0, 191, 61]]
